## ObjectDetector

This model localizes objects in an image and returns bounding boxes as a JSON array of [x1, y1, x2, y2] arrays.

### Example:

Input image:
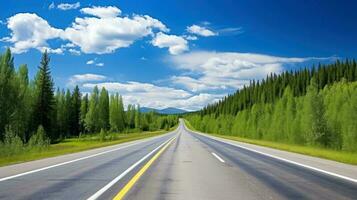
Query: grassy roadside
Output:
[[0, 127, 176, 167], [184, 120, 357, 165]]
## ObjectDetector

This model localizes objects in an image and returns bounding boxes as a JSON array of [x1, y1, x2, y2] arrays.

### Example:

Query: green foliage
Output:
[[28, 125, 50, 149], [202, 59, 357, 116], [186, 81, 357, 152], [0, 126, 23, 156], [98, 87, 109, 130], [85, 86, 99, 132], [80, 94, 89, 134], [99, 128, 106, 142], [33, 50, 55, 141], [0, 49, 179, 157], [70, 86, 81, 136], [0, 49, 17, 141]]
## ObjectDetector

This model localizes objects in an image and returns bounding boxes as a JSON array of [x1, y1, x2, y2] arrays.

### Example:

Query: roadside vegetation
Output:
[[0, 128, 175, 167], [0, 49, 178, 166], [185, 60, 357, 164]]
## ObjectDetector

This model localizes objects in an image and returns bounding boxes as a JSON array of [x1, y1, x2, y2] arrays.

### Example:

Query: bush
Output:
[[1, 126, 23, 156], [99, 128, 106, 142], [28, 125, 50, 149]]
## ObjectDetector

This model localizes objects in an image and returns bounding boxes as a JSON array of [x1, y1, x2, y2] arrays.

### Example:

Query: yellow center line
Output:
[[113, 136, 176, 200]]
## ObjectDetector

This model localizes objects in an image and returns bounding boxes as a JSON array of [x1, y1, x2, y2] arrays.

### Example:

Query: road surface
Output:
[[0, 120, 356, 200]]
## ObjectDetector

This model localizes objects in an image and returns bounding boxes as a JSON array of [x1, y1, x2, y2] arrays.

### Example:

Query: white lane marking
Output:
[[0, 133, 175, 182], [87, 135, 177, 200], [211, 152, 225, 163], [185, 125, 357, 184]]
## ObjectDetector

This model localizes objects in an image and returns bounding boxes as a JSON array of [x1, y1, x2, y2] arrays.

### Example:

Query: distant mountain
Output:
[[140, 107, 158, 113], [140, 107, 188, 114]]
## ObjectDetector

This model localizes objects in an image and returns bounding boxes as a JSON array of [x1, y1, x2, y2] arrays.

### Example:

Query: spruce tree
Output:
[[32, 51, 55, 141], [70, 86, 81, 136], [80, 93, 89, 134]]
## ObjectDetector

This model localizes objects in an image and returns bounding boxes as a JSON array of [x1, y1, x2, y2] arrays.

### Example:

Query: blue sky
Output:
[[0, 0, 356, 110]]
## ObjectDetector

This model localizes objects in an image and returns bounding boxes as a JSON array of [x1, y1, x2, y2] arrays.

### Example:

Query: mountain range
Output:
[[140, 107, 188, 114]]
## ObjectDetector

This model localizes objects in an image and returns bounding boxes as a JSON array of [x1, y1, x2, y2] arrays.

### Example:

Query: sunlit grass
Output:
[[184, 119, 357, 165], [0, 127, 175, 167]]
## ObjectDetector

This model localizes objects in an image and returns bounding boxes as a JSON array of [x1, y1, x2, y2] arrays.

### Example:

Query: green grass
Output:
[[184, 120, 357, 165], [0, 127, 176, 167]]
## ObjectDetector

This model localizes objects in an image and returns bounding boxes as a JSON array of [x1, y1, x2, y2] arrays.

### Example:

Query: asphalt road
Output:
[[0, 120, 357, 200]]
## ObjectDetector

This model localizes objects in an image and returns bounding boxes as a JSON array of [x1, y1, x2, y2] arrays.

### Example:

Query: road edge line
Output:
[[184, 123, 357, 183], [0, 131, 176, 182]]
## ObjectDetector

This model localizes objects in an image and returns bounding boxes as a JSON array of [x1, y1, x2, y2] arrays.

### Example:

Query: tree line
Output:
[[0, 49, 178, 148], [202, 59, 357, 116], [186, 60, 357, 152]]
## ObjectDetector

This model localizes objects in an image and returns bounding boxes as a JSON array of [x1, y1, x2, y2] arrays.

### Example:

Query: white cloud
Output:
[[86, 58, 104, 66], [170, 51, 324, 92], [68, 48, 81, 55], [39, 47, 64, 54], [49, 2, 55, 10], [187, 25, 217, 37], [57, 2, 80, 10], [86, 60, 95, 65], [2, 13, 63, 54], [3, 6, 169, 55], [69, 73, 107, 86], [151, 32, 188, 55], [81, 81, 218, 110], [63, 7, 169, 54], [184, 35, 198, 40], [80, 6, 121, 18]]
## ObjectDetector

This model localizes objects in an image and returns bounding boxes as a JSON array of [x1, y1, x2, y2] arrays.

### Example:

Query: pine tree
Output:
[[32, 51, 55, 141], [64, 89, 72, 136], [80, 94, 89, 134], [70, 86, 81, 136]]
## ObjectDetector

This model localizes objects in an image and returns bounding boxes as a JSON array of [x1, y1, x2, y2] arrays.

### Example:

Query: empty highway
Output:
[[0, 120, 356, 200]]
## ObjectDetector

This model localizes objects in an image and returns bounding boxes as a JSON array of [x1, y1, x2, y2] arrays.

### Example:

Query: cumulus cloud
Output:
[[187, 25, 217, 37], [151, 32, 188, 55], [80, 6, 121, 18], [81, 81, 219, 110], [3, 6, 170, 54], [57, 2, 80, 10], [69, 73, 107, 86], [63, 7, 169, 54], [2, 13, 63, 54], [170, 51, 326, 92]]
